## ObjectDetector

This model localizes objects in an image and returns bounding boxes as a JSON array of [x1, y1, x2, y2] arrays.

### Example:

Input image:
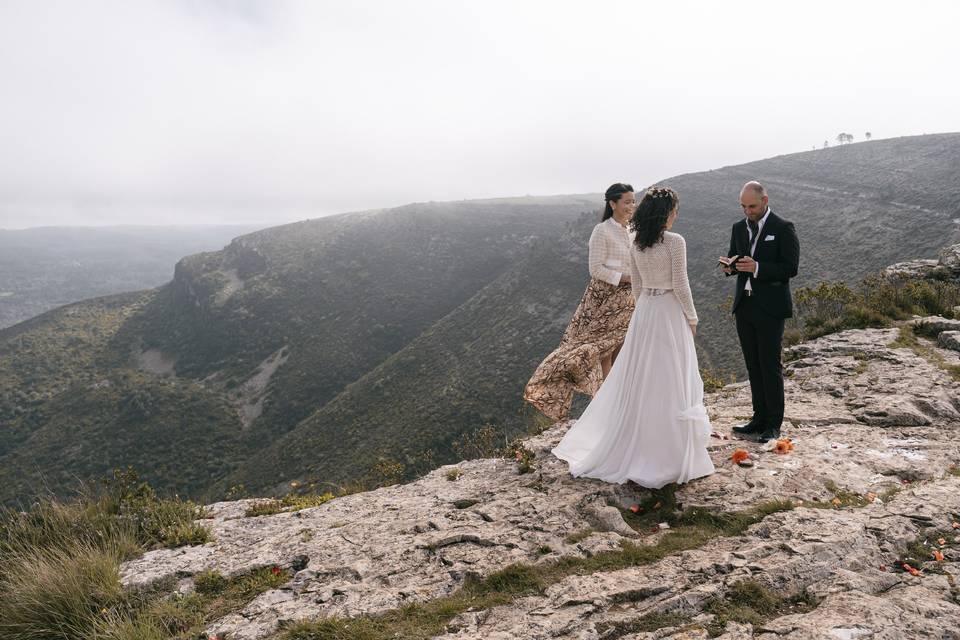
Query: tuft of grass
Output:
[[452, 499, 479, 509], [900, 528, 958, 574], [245, 499, 284, 518], [0, 541, 129, 640], [445, 468, 463, 482], [815, 479, 871, 509], [245, 492, 336, 517], [160, 520, 211, 548], [564, 528, 595, 544], [889, 325, 921, 349], [889, 326, 960, 382], [701, 367, 736, 393], [0, 468, 217, 640], [704, 579, 818, 636], [194, 569, 229, 595], [597, 611, 693, 637]]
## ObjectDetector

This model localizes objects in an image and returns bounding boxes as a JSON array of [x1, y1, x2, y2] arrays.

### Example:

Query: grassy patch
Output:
[[900, 528, 958, 575], [245, 492, 336, 518], [0, 468, 216, 640], [816, 479, 871, 509], [704, 579, 818, 636], [889, 326, 960, 382], [597, 611, 693, 637], [564, 528, 595, 544], [445, 468, 463, 481], [276, 500, 795, 640]]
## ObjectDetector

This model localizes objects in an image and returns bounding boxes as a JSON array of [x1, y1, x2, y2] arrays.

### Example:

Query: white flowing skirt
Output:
[[552, 289, 715, 488]]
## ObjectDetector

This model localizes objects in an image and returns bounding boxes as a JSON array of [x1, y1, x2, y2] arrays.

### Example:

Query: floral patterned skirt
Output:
[[524, 278, 635, 421]]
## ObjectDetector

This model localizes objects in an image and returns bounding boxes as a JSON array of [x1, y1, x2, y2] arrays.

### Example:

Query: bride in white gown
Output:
[[552, 186, 715, 488]]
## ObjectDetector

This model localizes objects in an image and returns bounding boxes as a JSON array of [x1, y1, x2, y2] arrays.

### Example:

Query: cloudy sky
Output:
[[1, 0, 958, 228]]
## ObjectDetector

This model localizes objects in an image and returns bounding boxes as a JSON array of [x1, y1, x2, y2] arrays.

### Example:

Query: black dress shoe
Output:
[[732, 420, 764, 435], [754, 429, 781, 444]]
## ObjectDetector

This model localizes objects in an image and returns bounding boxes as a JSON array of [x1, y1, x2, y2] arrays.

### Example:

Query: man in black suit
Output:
[[721, 182, 800, 443]]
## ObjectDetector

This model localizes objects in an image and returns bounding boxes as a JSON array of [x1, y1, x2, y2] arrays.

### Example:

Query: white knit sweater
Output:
[[628, 231, 698, 326], [587, 218, 632, 286]]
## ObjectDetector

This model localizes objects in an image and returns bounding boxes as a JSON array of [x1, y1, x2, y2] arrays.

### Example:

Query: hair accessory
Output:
[[646, 186, 674, 200]]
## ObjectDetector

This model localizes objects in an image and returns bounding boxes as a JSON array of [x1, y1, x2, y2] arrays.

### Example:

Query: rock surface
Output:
[[939, 331, 960, 352], [882, 258, 940, 279], [120, 323, 960, 639]]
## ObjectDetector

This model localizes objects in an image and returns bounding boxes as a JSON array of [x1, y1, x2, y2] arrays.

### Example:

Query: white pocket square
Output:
[[764, 235, 775, 241]]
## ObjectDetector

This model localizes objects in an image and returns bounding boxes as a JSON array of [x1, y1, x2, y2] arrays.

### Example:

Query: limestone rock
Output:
[[882, 258, 939, 279], [939, 330, 960, 352], [938, 242, 960, 274], [118, 324, 960, 640], [909, 315, 960, 334]]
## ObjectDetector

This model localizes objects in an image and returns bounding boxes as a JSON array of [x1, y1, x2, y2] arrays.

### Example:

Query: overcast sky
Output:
[[1, 1, 958, 228]]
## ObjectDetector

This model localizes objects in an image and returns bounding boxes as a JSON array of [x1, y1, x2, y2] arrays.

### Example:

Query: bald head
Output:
[[739, 181, 769, 222], [741, 181, 767, 198]]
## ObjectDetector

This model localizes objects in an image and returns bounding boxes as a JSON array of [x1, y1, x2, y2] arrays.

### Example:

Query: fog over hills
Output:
[[0, 225, 263, 328], [2, 134, 959, 504]]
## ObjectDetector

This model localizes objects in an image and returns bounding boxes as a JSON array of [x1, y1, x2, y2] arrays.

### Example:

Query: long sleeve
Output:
[[588, 225, 622, 285], [629, 246, 643, 300], [756, 221, 800, 281], [669, 235, 698, 326]]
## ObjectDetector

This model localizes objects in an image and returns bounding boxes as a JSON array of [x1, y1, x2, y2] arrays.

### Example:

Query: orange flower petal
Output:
[[731, 449, 750, 464], [773, 438, 794, 454], [932, 550, 945, 562], [629, 504, 640, 513], [865, 492, 877, 502], [938, 538, 947, 546]]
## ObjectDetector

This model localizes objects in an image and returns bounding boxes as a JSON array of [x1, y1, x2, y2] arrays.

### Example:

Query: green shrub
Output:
[[503, 440, 535, 474], [792, 274, 960, 342], [452, 423, 505, 459]]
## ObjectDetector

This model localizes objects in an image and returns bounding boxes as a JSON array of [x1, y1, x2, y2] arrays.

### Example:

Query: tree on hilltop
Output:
[[865, 131, 872, 140]]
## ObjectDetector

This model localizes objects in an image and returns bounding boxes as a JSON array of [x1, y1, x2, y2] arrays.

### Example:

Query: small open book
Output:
[[717, 255, 740, 268]]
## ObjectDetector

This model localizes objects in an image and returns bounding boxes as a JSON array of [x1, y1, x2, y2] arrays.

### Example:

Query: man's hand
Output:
[[735, 256, 757, 275]]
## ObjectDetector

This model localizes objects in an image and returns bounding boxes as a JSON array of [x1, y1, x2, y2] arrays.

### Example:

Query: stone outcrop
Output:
[[883, 241, 960, 279], [119, 320, 960, 639]]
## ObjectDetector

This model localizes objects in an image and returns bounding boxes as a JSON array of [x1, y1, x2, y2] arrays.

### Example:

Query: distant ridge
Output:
[[2, 133, 959, 504]]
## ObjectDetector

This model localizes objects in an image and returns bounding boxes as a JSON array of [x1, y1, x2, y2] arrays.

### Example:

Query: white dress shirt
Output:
[[744, 207, 771, 292]]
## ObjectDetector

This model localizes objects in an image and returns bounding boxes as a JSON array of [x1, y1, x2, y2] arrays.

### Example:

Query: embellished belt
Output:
[[639, 288, 670, 297]]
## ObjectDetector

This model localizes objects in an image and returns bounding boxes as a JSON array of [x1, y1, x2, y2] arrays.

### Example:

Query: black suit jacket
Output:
[[727, 211, 800, 318]]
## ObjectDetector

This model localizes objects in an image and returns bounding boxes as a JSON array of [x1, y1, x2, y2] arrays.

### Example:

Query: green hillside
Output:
[[3, 134, 959, 504]]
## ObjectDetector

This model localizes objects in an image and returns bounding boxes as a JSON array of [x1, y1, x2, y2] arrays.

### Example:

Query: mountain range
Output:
[[2, 133, 959, 505]]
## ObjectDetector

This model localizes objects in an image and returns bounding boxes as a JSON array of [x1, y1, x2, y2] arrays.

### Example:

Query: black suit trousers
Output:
[[735, 295, 785, 429]]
